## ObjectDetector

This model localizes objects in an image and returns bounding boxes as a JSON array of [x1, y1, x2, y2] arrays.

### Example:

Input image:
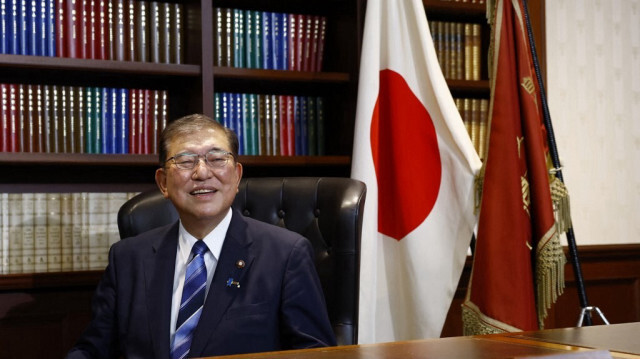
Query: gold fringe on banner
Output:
[[535, 208, 567, 329]]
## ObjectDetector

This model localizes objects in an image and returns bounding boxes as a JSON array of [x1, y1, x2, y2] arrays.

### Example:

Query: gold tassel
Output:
[[550, 176, 572, 234], [535, 228, 566, 329]]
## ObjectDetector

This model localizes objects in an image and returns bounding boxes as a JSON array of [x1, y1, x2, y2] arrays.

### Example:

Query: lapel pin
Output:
[[236, 259, 245, 269], [226, 278, 241, 288]]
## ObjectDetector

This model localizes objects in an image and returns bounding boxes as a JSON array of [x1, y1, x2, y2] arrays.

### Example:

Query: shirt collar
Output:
[[178, 208, 233, 262]]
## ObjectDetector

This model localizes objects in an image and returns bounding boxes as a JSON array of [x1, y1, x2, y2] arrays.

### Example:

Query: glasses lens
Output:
[[173, 154, 198, 169], [205, 151, 230, 167]]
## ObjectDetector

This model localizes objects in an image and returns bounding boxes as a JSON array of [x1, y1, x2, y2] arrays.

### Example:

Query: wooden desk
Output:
[[207, 323, 640, 359]]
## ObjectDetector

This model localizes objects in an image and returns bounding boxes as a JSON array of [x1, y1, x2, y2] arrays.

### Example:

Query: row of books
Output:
[[215, 92, 325, 157], [0, 83, 168, 154], [0, 0, 185, 63], [430, 21, 482, 81], [0, 192, 137, 274], [214, 8, 327, 72], [454, 97, 489, 160]]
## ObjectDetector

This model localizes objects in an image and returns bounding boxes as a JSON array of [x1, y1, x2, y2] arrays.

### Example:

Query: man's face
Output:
[[155, 127, 243, 238]]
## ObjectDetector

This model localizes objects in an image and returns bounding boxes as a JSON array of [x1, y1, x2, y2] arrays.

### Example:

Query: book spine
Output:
[[294, 96, 301, 155], [93, 87, 103, 153], [252, 11, 261, 69], [71, 192, 83, 271], [261, 11, 270, 69], [249, 93, 259, 155], [316, 97, 325, 155], [33, 193, 48, 272], [116, 88, 128, 153], [60, 193, 73, 271], [97, 0, 108, 59], [100, 87, 110, 153], [262, 94, 271, 155], [135, 0, 148, 62], [140, 88, 150, 154], [224, 8, 232, 66], [128, 88, 137, 153], [149, 1, 159, 62], [157, 90, 168, 154], [270, 94, 279, 156], [158, 1, 169, 63], [0, 193, 7, 273], [286, 95, 295, 156], [214, 7, 223, 66], [45, 0, 55, 56], [241, 93, 250, 155], [309, 16, 319, 73], [233, 8, 243, 68], [17, 0, 27, 54], [8, 193, 23, 273], [270, 12, 279, 70], [288, 13, 296, 71], [66, 86, 75, 153], [34, 85, 44, 153], [28, 0, 39, 56], [8, 0, 18, 54], [84, 87, 93, 153], [42, 85, 54, 153], [66, 0, 78, 58], [257, 94, 265, 155], [80, 192, 89, 269], [8, 83, 19, 151], [301, 16, 312, 72], [22, 84, 33, 152], [307, 96, 317, 156], [478, 99, 488, 160], [76, 86, 85, 153], [315, 16, 326, 72], [87, 192, 108, 269], [0, 0, 7, 54], [298, 96, 308, 155], [46, 193, 62, 272], [171, 3, 182, 64], [21, 192, 35, 273], [278, 95, 288, 156], [112, 0, 124, 61], [244, 10, 253, 68]]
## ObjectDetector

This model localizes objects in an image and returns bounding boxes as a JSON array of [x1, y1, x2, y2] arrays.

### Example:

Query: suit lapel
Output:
[[145, 222, 180, 359], [190, 211, 255, 356]]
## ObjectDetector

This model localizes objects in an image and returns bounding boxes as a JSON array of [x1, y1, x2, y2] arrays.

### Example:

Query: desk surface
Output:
[[206, 322, 640, 359]]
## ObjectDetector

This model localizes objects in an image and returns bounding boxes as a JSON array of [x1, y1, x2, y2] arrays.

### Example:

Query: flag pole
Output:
[[520, 0, 593, 326]]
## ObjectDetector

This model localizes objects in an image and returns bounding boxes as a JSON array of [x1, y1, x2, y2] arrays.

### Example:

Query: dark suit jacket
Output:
[[67, 209, 336, 359]]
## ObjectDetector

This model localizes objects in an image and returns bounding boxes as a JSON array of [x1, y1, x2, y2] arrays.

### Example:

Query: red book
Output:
[[86, 0, 96, 59], [156, 90, 168, 154], [128, 88, 138, 153], [0, 84, 8, 152], [301, 15, 312, 72], [65, 0, 81, 58], [286, 95, 295, 156], [309, 16, 320, 73], [315, 16, 327, 72], [56, 0, 67, 57], [8, 84, 19, 152], [288, 14, 297, 71], [278, 95, 288, 156], [141, 89, 151, 154], [295, 14, 304, 71]]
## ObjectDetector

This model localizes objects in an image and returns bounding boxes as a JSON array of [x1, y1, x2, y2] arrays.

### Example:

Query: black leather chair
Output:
[[117, 177, 366, 346]]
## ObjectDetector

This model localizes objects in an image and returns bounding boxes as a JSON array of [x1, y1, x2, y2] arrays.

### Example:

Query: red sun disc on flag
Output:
[[371, 69, 442, 240]]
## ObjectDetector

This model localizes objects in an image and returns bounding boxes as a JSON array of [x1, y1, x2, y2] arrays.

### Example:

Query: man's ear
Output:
[[155, 168, 169, 198], [235, 162, 243, 193]]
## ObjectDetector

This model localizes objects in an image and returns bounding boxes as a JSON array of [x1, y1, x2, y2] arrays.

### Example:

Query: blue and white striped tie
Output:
[[171, 241, 208, 359]]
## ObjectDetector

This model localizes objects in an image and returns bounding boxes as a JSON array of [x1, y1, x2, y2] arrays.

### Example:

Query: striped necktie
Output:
[[171, 240, 209, 359]]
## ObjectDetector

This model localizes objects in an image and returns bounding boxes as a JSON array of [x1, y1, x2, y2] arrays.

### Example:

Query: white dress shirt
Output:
[[169, 209, 232, 344]]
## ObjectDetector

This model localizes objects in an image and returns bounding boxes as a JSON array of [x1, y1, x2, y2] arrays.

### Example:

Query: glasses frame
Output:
[[165, 150, 236, 170]]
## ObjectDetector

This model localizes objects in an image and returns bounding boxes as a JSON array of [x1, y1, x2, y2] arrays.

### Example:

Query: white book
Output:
[[46, 193, 62, 272], [21, 193, 36, 273], [88, 192, 109, 270], [71, 193, 84, 271], [60, 193, 74, 272], [81, 192, 90, 270], [108, 192, 129, 248], [1, 193, 9, 274], [33, 193, 48, 273], [8, 193, 23, 273]]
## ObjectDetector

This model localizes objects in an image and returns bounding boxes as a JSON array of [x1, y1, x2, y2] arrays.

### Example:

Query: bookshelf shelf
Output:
[[0, 271, 102, 291], [423, 0, 486, 20], [213, 67, 350, 84], [0, 54, 201, 76]]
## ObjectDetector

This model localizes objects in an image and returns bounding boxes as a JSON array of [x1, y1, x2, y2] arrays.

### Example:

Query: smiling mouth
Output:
[[190, 189, 217, 196]]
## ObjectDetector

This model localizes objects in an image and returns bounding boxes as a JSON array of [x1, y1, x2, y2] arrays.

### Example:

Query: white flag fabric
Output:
[[351, 0, 482, 343]]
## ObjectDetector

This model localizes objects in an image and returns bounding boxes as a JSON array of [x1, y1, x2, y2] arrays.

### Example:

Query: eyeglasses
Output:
[[166, 150, 235, 170]]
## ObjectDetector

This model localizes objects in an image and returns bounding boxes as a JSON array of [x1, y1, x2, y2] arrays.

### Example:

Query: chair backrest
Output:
[[117, 177, 366, 346]]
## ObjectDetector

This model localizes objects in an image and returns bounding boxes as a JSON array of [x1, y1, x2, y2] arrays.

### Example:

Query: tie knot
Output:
[[192, 241, 209, 256]]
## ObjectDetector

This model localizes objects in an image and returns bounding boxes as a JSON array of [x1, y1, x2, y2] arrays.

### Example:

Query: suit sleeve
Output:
[[279, 236, 337, 349], [66, 247, 120, 359]]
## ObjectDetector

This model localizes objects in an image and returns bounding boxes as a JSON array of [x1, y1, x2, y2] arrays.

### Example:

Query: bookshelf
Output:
[[0, 0, 546, 357]]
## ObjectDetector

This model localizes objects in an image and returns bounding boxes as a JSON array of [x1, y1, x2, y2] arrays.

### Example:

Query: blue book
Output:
[[101, 88, 114, 154], [115, 88, 129, 154], [220, 92, 230, 129], [45, 0, 54, 56], [261, 11, 271, 69], [241, 93, 250, 155], [27, 0, 38, 55], [17, 0, 26, 54], [234, 92, 244, 155], [271, 12, 280, 70], [280, 13, 288, 70], [1, 0, 8, 53], [8, 0, 19, 54]]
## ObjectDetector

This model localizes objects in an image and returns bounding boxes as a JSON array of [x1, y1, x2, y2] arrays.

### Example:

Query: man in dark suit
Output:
[[67, 114, 336, 359]]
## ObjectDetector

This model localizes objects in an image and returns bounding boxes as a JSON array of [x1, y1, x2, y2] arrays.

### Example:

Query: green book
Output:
[[253, 11, 262, 69], [316, 97, 325, 155], [244, 10, 254, 68], [307, 96, 317, 156]]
